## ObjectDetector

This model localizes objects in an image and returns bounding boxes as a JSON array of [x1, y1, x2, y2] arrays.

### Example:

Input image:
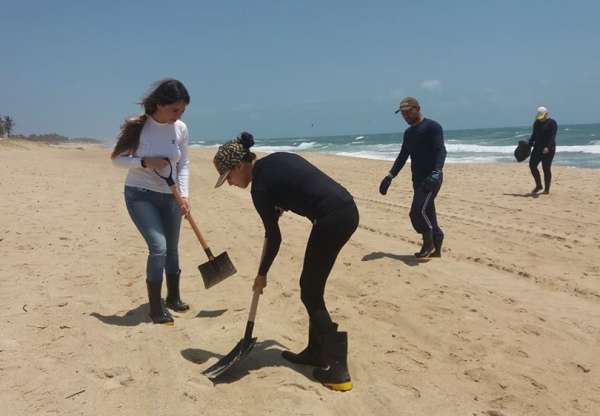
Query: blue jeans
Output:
[[124, 186, 182, 282]]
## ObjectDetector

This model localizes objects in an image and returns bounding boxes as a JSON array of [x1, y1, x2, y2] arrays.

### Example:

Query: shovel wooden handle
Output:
[[243, 290, 261, 341], [248, 290, 260, 322], [168, 184, 215, 260]]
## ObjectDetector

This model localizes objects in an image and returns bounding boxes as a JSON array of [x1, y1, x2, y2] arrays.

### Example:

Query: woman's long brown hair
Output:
[[111, 79, 190, 159]]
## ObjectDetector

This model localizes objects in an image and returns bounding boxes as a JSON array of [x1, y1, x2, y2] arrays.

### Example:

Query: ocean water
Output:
[[191, 123, 600, 169]]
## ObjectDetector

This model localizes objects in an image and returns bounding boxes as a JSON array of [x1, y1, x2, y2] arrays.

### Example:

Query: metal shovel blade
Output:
[[198, 251, 237, 289], [202, 337, 257, 380]]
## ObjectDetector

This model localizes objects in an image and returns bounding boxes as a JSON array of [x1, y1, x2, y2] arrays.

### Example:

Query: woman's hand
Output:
[[179, 197, 191, 217], [142, 157, 169, 169], [253, 274, 267, 294]]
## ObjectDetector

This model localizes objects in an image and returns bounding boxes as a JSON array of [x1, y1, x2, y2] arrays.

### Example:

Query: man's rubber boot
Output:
[[165, 270, 189, 312], [431, 235, 443, 258], [414, 231, 435, 259], [543, 177, 551, 194], [281, 322, 336, 367], [146, 280, 174, 325], [313, 331, 352, 392]]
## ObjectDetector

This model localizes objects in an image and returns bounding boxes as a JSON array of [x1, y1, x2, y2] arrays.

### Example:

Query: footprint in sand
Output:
[[391, 384, 421, 399], [464, 367, 488, 383], [367, 382, 421, 408], [93, 367, 134, 391], [426, 305, 454, 315], [485, 410, 508, 416], [503, 346, 529, 358], [277, 382, 319, 394], [519, 324, 543, 336], [489, 394, 518, 409], [518, 374, 547, 391], [502, 297, 516, 305]]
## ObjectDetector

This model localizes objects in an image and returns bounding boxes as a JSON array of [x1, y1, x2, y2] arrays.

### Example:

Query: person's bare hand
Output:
[[542, 147, 549, 155], [180, 197, 191, 217], [253, 275, 267, 294]]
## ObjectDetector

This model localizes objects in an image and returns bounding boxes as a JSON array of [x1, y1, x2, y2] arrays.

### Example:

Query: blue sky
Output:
[[2, 0, 599, 140]]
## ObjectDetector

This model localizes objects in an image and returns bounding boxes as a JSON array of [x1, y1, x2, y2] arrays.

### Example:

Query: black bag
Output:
[[514, 140, 531, 162]]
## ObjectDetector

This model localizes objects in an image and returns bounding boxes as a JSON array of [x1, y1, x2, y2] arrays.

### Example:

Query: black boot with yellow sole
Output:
[[282, 322, 338, 367], [313, 331, 352, 392]]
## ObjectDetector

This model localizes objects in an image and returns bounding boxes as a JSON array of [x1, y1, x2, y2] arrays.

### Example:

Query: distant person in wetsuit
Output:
[[379, 97, 447, 259], [212, 133, 359, 392], [528, 106, 557, 194]]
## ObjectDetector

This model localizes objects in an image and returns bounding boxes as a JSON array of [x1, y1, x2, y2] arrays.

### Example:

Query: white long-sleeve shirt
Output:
[[112, 116, 190, 197]]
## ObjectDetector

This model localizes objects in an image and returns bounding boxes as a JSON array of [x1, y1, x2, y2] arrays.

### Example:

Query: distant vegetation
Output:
[[0, 114, 100, 143], [8, 133, 101, 144]]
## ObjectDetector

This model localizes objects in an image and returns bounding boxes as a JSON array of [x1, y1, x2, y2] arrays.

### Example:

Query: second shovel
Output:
[[155, 160, 237, 288]]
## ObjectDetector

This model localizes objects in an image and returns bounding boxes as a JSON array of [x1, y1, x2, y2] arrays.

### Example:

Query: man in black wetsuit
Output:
[[212, 132, 359, 392], [379, 97, 447, 259], [528, 106, 557, 194]]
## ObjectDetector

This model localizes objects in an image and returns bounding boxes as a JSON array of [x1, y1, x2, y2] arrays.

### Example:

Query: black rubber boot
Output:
[[165, 270, 189, 312], [543, 177, 551, 194], [146, 280, 174, 325], [281, 322, 335, 367], [531, 185, 543, 194], [531, 167, 543, 193], [431, 235, 443, 258], [313, 331, 352, 392], [414, 231, 435, 259]]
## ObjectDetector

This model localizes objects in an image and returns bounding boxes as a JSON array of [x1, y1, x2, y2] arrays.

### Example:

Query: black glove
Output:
[[422, 170, 441, 192], [379, 175, 393, 195]]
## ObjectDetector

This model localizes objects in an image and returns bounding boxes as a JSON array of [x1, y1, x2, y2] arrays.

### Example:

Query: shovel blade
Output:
[[202, 337, 257, 379], [198, 251, 237, 289]]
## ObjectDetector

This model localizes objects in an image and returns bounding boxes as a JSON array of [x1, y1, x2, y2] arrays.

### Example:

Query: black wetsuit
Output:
[[389, 118, 447, 241], [528, 118, 557, 192], [251, 152, 359, 332]]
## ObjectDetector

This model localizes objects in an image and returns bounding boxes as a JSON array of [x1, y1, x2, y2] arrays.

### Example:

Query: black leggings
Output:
[[529, 149, 555, 191], [299, 202, 359, 334]]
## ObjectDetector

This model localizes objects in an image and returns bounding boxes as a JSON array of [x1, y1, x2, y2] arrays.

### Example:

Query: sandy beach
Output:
[[1, 139, 599, 416]]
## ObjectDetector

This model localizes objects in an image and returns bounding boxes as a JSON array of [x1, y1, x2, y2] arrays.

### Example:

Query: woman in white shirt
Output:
[[111, 79, 191, 325]]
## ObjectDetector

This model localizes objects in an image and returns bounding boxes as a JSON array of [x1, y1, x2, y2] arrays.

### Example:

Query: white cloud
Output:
[[420, 79, 441, 91]]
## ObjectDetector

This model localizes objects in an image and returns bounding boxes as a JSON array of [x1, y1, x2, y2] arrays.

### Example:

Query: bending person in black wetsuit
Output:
[[528, 106, 557, 194], [379, 97, 447, 259], [212, 132, 359, 392]]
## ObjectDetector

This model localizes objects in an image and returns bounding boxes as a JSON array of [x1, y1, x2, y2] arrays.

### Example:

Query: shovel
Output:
[[154, 160, 237, 289], [203, 290, 261, 379]]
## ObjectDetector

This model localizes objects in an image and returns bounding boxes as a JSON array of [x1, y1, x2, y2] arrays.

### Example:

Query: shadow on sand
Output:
[[502, 192, 547, 198], [90, 304, 151, 326], [361, 251, 422, 266], [91, 305, 229, 326], [181, 339, 318, 385], [195, 309, 228, 318]]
